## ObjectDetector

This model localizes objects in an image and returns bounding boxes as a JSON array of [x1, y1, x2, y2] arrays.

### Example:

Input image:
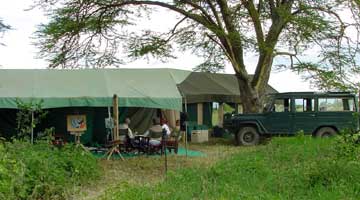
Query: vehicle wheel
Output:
[[237, 127, 260, 146], [315, 127, 337, 138]]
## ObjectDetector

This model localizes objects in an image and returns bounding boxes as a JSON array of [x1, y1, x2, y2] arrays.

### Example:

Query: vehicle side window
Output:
[[318, 98, 355, 112], [273, 98, 290, 112], [295, 98, 314, 112]]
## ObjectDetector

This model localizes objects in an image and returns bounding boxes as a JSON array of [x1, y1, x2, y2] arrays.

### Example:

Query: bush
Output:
[[0, 141, 100, 200]]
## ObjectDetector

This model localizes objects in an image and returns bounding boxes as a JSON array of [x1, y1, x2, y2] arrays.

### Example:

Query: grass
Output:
[[97, 135, 360, 200], [75, 138, 245, 200]]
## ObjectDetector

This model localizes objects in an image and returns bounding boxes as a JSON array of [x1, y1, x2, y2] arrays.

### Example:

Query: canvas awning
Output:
[[0, 69, 191, 111], [177, 72, 277, 103]]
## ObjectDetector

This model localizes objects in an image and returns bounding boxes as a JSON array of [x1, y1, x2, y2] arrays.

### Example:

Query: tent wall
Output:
[[0, 107, 158, 145], [197, 103, 203, 125], [203, 103, 213, 128], [162, 110, 180, 128], [186, 103, 198, 122], [184, 103, 212, 128], [0, 109, 17, 138], [36, 107, 96, 145]]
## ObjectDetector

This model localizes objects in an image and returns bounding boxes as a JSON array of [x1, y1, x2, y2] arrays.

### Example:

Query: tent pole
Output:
[[107, 106, 113, 141], [31, 110, 34, 144], [184, 97, 188, 158], [178, 89, 188, 157], [113, 94, 119, 140]]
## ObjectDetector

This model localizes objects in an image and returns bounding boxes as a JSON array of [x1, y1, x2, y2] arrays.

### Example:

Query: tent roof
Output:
[[0, 68, 277, 109], [178, 72, 277, 103], [0, 68, 191, 110]]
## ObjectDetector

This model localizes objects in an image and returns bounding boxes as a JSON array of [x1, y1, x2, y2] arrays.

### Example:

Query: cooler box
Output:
[[191, 129, 209, 143]]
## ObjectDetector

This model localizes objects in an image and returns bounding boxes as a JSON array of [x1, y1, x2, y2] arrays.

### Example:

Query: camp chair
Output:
[[119, 128, 150, 154], [148, 130, 164, 154], [133, 135, 150, 154], [164, 131, 181, 154], [119, 128, 131, 152]]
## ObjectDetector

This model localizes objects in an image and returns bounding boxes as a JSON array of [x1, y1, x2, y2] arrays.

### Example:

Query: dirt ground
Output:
[[73, 137, 250, 200]]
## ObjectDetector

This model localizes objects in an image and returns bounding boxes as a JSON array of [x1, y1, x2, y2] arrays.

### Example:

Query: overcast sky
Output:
[[0, 0, 314, 92]]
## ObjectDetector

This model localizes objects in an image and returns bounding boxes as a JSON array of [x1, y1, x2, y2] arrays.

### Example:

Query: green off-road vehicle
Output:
[[223, 92, 359, 145]]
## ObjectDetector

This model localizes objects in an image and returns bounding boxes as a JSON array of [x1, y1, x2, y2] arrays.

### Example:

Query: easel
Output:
[[71, 131, 88, 152], [104, 94, 124, 161], [67, 114, 88, 151]]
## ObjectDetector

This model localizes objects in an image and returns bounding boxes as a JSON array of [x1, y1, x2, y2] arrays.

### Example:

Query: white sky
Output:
[[0, 0, 314, 92]]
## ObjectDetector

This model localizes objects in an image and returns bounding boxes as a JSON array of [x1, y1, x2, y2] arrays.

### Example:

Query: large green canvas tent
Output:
[[0, 68, 276, 109], [0, 68, 276, 143]]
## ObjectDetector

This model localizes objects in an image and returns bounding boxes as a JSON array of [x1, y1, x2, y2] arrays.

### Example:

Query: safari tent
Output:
[[0, 68, 276, 144]]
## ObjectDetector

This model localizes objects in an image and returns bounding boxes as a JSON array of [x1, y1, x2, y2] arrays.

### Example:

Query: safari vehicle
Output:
[[223, 92, 359, 146]]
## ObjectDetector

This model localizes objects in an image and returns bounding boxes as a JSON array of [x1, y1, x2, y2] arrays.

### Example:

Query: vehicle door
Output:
[[292, 97, 317, 134], [263, 98, 293, 134]]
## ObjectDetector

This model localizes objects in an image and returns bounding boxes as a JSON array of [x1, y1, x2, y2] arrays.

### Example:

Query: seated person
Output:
[[144, 118, 163, 146], [119, 117, 134, 140], [161, 118, 172, 137]]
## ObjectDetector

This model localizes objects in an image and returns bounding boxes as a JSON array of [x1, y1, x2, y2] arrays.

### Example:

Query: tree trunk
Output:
[[234, 55, 273, 114], [236, 73, 263, 113]]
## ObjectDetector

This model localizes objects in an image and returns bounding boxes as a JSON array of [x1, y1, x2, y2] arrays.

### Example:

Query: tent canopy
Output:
[[0, 68, 277, 110], [178, 72, 277, 104], [0, 69, 190, 111]]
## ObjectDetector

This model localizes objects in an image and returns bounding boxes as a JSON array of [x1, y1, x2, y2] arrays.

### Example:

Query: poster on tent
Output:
[[67, 115, 87, 132]]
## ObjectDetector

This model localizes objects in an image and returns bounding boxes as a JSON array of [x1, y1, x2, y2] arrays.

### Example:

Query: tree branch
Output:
[[252, 0, 294, 91], [205, 32, 231, 61], [98, 1, 213, 30], [242, 0, 265, 50], [216, 0, 246, 75], [205, 0, 223, 29], [179, 0, 217, 26]]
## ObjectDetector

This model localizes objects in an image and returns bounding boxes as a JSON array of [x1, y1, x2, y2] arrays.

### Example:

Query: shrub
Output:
[[0, 141, 100, 200]]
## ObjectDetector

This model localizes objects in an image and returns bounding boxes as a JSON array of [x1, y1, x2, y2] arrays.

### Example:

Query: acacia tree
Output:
[[0, 19, 10, 45], [34, 0, 360, 113], [291, 0, 360, 92]]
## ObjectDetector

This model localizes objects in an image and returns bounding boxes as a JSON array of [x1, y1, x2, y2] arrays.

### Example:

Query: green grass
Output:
[[0, 141, 101, 200], [100, 136, 360, 200]]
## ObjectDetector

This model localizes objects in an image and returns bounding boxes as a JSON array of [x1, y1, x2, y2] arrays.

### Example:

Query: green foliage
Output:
[[102, 134, 360, 199], [33, 1, 358, 76], [15, 99, 48, 141], [33, 0, 360, 112], [0, 141, 100, 200], [334, 129, 360, 161]]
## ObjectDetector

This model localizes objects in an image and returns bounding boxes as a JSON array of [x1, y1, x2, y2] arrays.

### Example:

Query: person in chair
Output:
[[119, 117, 134, 140], [144, 118, 163, 146]]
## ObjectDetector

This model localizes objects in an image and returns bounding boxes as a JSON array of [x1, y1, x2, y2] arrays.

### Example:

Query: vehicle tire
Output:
[[315, 127, 337, 138], [237, 127, 260, 146]]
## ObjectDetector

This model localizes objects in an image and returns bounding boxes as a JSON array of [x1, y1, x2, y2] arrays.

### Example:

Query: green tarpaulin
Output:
[[0, 69, 191, 111]]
